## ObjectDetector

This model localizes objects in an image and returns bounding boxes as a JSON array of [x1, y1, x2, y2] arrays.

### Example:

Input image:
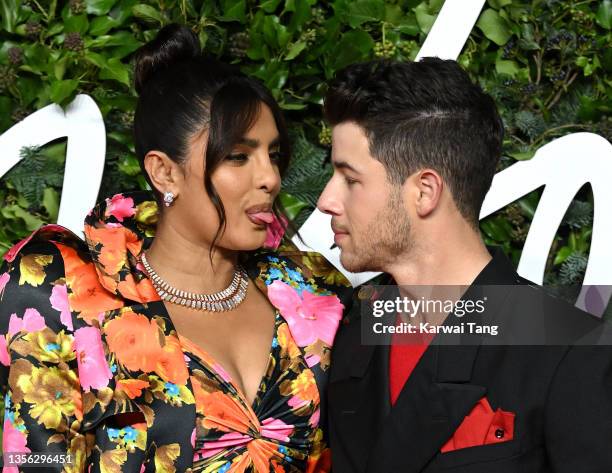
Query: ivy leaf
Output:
[[554, 246, 573, 266], [64, 14, 89, 34], [345, 0, 385, 28], [279, 192, 308, 221], [331, 29, 374, 71], [1, 205, 44, 231], [259, 0, 281, 13], [279, 102, 306, 110], [85, 51, 107, 68], [286, 0, 311, 32], [99, 57, 130, 86], [285, 40, 306, 60], [384, 4, 403, 25], [487, 0, 512, 8], [86, 0, 118, 15], [480, 216, 513, 241], [507, 149, 535, 161], [414, 3, 437, 34], [42, 188, 59, 221], [263, 15, 291, 49], [49, 79, 79, 105], [132, 4, 164, 25], [218, 0, 246, 22], [476, 8, 512, 46], [23, 44, 49, 75], [89, 16, 122, 35], [495, 58, 519, 77], [0, 0, 20, 33], [596, 0, 612, 30], [0, 96, 11, 132]]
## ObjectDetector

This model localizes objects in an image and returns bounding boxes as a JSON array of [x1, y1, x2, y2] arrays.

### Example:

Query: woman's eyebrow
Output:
[[237, 136, 281, 147]]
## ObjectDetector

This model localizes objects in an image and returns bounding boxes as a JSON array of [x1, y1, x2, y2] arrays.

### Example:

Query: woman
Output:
[[0, 24, 351, 472]]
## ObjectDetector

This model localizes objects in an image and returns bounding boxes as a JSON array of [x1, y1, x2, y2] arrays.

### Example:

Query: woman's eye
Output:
[[270, 151, 283, 163], [225, 153, 248, 162]]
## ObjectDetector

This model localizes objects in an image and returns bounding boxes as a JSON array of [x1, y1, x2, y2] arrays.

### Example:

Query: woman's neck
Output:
[[144, 219, 238, 294]]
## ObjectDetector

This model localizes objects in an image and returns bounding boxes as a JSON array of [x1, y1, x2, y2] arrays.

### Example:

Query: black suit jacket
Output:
[[328, 249, 612, 473]]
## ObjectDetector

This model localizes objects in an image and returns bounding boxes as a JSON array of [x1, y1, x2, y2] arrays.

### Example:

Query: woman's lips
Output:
[[247, 211, 274, 225]]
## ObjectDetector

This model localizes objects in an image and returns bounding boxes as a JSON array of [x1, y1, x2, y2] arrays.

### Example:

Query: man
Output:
[[318, 58, 612, 473]]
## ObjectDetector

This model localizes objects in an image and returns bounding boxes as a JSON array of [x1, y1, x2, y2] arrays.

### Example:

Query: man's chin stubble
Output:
[[340, 251, 387, 274]]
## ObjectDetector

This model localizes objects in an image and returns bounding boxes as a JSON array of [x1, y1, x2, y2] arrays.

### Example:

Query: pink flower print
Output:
[[260, 418, 294, 442], [212, 362, 233, 384], [104, 194, 136, 223], [3, 224, 65, 262], [264, 213, 288, 250], [4, 235, 36, 263], [3, 416, 31, 473], [7, 308, 46, 337], [73, 326, 113, 391], [304, 354, 321, 368], [50, 284, 73, 331], [200, 432, 251, 459], [0, 335, 9, 366], [0, 272, 9, 297], [266, 280, 344, 347], [309, 408, 320, 428]]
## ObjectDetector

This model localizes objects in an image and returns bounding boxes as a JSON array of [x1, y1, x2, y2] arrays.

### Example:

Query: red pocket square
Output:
[[441, 397, 515, 453]]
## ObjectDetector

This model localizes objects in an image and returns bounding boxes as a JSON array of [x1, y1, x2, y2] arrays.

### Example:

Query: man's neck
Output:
[[386, 231, 492, 288]]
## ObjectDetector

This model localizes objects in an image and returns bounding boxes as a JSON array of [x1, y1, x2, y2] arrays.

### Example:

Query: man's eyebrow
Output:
[[237, 136, 281, 147], [332, 160, 360, 174]]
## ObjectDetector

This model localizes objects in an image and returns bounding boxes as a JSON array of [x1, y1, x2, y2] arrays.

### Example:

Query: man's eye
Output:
[[225, 153, 248, 162], [345, 177, 358, 186]]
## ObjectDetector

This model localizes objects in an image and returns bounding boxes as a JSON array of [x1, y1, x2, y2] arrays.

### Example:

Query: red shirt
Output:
[[389, 321, 433, 405]]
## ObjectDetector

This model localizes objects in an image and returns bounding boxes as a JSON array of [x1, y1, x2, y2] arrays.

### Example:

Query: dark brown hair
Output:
[[133, 23, 292, 250], [325, 58, 504, 229]]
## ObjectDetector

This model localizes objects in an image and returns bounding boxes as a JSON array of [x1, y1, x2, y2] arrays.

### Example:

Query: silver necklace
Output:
[[140, 252, 248, 312]]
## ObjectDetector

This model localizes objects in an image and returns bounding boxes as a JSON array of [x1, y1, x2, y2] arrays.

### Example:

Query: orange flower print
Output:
[[190, 373, 208, 414], [117, 273, 159, 304], [156, 334, 189, 385], [104, 310, 162, 373], [84, 225, 140, 277], [284, 370, 319, 410], [201, 391, 253, 434], [56, 244, 123, 323], [117, 379, 150, 399], [276, 323, 301, 359]]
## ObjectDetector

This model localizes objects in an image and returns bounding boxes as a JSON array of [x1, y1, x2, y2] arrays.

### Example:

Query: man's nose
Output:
[[317, 180, 342, 216]]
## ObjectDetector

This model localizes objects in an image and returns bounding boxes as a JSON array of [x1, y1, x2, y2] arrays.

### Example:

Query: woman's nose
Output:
[[255, 153, 281, 192]]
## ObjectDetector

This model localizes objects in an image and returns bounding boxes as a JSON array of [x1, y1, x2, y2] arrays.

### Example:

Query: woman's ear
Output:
[[413, 169, 444, 218], [143, 151, 183, 195]]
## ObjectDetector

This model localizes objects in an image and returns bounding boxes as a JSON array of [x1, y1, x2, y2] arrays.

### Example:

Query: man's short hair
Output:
[[324, 57, 504, 228]]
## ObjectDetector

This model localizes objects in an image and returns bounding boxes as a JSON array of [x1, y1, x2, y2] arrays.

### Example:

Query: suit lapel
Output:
[[328, 302, 393, 469], [367, 343, 486, 473], [364, 248, 519, 472]]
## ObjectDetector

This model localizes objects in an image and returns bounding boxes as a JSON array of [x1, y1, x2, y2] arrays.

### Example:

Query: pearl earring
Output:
[[163, 191, 175, 207]]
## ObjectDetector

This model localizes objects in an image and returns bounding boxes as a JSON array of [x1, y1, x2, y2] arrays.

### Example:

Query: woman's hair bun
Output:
[[133, 23, 201, 94]]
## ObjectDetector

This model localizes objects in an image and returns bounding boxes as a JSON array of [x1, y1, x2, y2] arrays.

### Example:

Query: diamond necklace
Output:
[[140, 252, 248, 312]]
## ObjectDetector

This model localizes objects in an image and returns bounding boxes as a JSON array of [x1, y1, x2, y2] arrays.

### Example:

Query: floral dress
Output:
[[0, 191, 352, 472]]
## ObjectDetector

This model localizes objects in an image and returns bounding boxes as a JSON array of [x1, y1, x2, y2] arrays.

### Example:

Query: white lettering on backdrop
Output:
[[0, 0, 611, 314]]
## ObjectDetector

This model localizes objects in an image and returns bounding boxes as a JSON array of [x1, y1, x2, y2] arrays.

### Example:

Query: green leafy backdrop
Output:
[[0, 0, 610, 288]]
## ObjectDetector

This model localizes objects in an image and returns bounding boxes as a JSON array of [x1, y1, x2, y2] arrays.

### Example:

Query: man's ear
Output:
[[143, 151, 183, 196], [411, 169, 444, 218]]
